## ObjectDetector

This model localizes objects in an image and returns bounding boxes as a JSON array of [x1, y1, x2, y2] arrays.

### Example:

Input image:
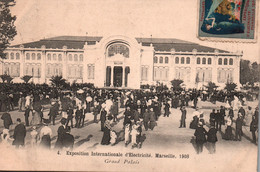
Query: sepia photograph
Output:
[[0, 0, 259, 171]]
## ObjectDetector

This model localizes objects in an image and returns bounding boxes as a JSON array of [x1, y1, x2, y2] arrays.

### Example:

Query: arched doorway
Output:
[[105, 42, 130, 88]]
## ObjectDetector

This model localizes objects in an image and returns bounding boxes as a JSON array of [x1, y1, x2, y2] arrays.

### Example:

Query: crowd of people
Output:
[[0, 83, 258, 154]]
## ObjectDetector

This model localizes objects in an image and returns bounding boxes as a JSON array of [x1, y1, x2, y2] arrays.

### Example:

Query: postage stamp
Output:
[[198, 0, 257, 41]]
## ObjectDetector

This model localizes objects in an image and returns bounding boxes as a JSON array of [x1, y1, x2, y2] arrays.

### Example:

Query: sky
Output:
[[9, 0, 260, 63]]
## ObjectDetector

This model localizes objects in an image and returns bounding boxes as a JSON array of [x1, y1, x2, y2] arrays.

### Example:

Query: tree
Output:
[[50, 75, 67, 89], [0, 74, 12, 83], [171, 79, 183, 91], [21, 75, 32, 83], [240, 60, 253, 85], [205, 82, 218, 94], [225, 82, 237, 92], [251, 62, 260, 83], [0, 0, 17, 59]]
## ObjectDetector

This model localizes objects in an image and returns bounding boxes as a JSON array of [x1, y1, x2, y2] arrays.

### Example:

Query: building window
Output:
[[165, 57, 169, 64], [16, 53, 20, 60], [217, 68, 233, 83], [197, 57, 200, 64], [159, 57, 163, 63], [141, 66, 149, 81], [74, 54, 78, 61], [69, 54, 72, 61], [175, 57, 179, 64], [53, 54, 57, 61], [37, 53, 41, 60], [10, 53, 14, 60], [24, 63, 41, 78], [58, 54, 62, 61], [196, 68, 212, 82], [154, 56, 158, 63], [208, 58, 212, 64], [229, 58, 233, 65], [202, 57, 206, 64], [87, 64, 95, 79], [3, 63, 20, 77], [5, 53, 9, 59], [79, 54, 83, 61], [107, 43, 129, 58], [181, 57, 185, 64], [26, 53, 30, 60], [224, 58, 228, 65], [186, 57, 190, 64], [32, 53, 36, 60], [154, 67, 160, 81], [47, 54, 51, 61], [218, 58, 222, 65]]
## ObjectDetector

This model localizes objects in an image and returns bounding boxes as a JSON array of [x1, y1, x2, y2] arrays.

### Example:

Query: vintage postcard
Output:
[[0, 0, 259, 171], [198, 0, 258, 41]]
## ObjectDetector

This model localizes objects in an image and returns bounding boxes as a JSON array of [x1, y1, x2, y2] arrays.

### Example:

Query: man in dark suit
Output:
[[55, 118, 67, 149], [215, 110, 222, 131], [209, 109, 216, 127], [12, 118, 26, 148], [62, 126, 74, 150], [250, 107, 259, 144], [235, 113, 244, 141], [179, 106, 186, 128]]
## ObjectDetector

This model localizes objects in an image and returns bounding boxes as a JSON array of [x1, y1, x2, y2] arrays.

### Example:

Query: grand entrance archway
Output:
[[105, 66, 130, 87]]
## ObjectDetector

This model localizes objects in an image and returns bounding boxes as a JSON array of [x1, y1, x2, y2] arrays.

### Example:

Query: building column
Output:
[[63, 50, 68, 80], [41, 50, 46, 83], [111, 66, 114, 87], [19, 49, 25, 79], [122, 66, 125, 87], [212, 56, 218, 84]]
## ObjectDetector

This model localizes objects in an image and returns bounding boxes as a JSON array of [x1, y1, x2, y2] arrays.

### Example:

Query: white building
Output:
[[0, 35, 242, 89]]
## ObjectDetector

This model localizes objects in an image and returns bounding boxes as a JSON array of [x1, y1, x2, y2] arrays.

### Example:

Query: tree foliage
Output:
[[0, 74, 13, 83], [0, 0, 17, 59], [21, 75, 32, 83], [225, 82, 237, 92], [240, 60, 260, 85], [205, 82, 218, 94], [50, 75, 67, 89], [171, 79, 183, 91]]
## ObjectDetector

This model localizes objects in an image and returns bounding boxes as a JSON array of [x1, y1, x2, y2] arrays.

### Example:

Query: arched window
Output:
[[26, 53, 30, 60], [165, 57, 169, 64], [229, 58, 233, 65], [74, 54, 78, 61], [37, 53, 41, 60], [154, 56, 158, 63], [218, 58, 222, 65], [69, 54, 72, 61], [159, 57, 163, 63], [53, 54, 57, 61], [208, 58, 212, 64], [186, 57, 190, 64], [175, 57, 179, 64], [16, 53, 20, 60], [32, 53, 36, 60], [224, 58, 228, 65], [5, 53, 9, 59], [10, 53, 14, 59], [108, 43, 129, 58], [181, 57, 185, 64], [79, 54, 83, 61], [47, 54, 51, 61], [202, 57, 206, 64], [197, 57, 200, 64], [58, 54, 62, 61]]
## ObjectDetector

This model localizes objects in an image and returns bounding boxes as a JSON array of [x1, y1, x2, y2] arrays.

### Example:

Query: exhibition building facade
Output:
[[0, 35, 242, 89]]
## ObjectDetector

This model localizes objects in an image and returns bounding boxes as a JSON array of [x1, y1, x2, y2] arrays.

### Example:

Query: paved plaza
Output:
[[0, 100, 258, 171]]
